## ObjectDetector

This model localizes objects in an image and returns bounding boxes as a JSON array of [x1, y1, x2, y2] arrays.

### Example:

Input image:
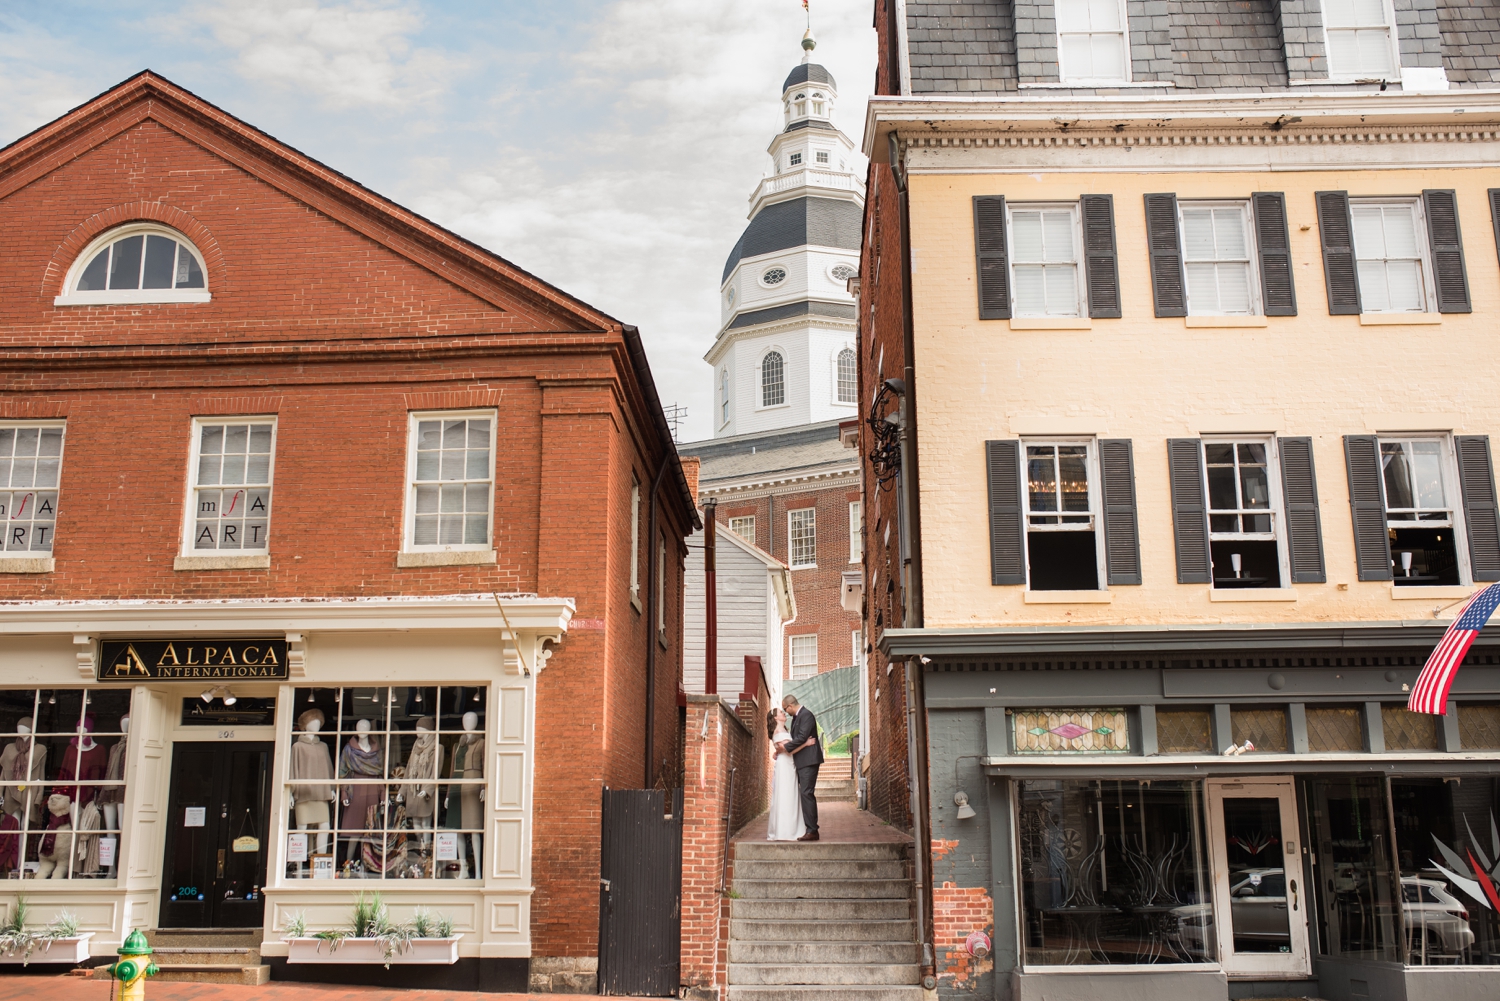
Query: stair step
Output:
[[729, 962, 921, 986], [730, 898, 911, 921], [735, 878, 910, 900], [733, 842, 905, 862], [728, 988, 924, 1001], [96, 964, 271, 985], [730, 919, 916, 943], [729, 941, 920, 965], [146, 948, 259, 965], [735, 859, 904, 881]]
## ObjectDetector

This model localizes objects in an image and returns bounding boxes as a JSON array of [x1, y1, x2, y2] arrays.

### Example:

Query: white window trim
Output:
[[657, 534, 667, 637], [1179, 200, 1262, 317], [1056, 0, 1133, 85], [1350, 196, 1438, 314], [0, 420, 66, 562], [834, 346, 858, 406], [630, 478, 642, 609], [1320, 0, 1401, 83], [401, 409, 498, 554], [760, 264, 791, 289], [788, 506, 817, 569], [1377, 433, 1472, 584], [719, 369, 732, 429], [55, 223, 211, 306], [1006, 203, 1087, 319], [1020, 438, 1107, 592], [789, 633, 819, 680], [729, 515, 756, 543], [1202, 435, 1293, 588], [849, 500, 863, 562], [757, 347, 790, 411], [179, 416, 278, 558]]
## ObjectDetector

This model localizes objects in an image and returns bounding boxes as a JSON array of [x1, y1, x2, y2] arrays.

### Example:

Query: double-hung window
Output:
[[1380, 436, 1466, 585], [405, 412, 495, 552], [789, 634, 818, 680], [729, 515, 756, 543], [1056, 0, 1130, 83], [849, 500, 862, 561], [1181, 202, 1258, 315], [1323, 0, 1397, 80], [0, 422, 64, 558], [1023, 441, 1103, 590], [789, 507, 817, 568], [1009, 204, 1084, 317], [1205, 439, 1288, 588], [1351, 200, 1433, 313], [187, 418, 275, 553]]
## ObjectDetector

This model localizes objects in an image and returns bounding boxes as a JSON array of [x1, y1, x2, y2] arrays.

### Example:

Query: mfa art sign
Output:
[[98, 638, 288, 681]]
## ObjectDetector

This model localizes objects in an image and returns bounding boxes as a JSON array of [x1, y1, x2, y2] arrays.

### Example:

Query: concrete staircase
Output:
[[727, 840, 922, 1001], [94, 929, 269, 985], [815, 756, 857, 803]]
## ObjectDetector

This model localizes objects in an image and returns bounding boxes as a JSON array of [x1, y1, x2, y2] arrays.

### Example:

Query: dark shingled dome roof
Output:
[[721, 196, 863, 283], [783, 63, 836, 92]]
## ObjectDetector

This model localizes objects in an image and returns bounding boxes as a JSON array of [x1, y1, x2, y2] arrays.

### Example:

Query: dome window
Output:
[[831, 264, 857, 283], [57, 224, 209, 306], [789, 153, 803, 166], [762, 267, 788, 286], [816, 151, 829, 164]]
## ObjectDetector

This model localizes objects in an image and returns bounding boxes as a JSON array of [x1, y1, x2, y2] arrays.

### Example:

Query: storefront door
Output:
[[159, 742, 272, 928], [1206, 778, 1311, 977]]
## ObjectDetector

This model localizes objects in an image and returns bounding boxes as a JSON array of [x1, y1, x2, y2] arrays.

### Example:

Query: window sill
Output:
[[1359, 313, 1441, 325], [1390, 584, 1476, 600], [0, 557, 54, 574], [631, 594, 643, 614], [1184, 315, 1268, 328], [54, 291, 211, 306], [790, 564, 818, 571], [396, 550, 497, 568], [174, 554, 270, 571], [1007, 317, 1091, 330], [1024, 590, 1112, 604], [1209, 587, 1297, 602]]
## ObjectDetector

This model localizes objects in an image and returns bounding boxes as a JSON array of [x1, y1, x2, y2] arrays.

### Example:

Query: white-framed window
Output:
[[789, 507, 817, 568], [630, 477, 642, 605], [1056, 0, 1130, 83], [403, 411, 495, 552], [836, 348, 857, 404], [1022, 439, 1105, 590], [790, 634, 819, 680], [849, 500, 863, 561], [1379, 435, 1469, 585], [794, 92, 807, 117], [816, 151, 829, 164], [1204, 438, 1289, 589], [1181, 201, 1259, 316], [657, 534, 667, 635], [0, 422, 65, 556], [1323, 0, 1397, 80], [184, 418, 276, 553], [55, 223, 209, 306], [789, 152, 803, 167], [1351, 199, 1434, 313], [720, 369, 731, 426], [762, 267, 788, 287], [812, 92, 826, 115], [729, 515, 756, 543], [761, 351, 786, 408], [852, 629, 863, 668], [1008, 203, 1084, 317]]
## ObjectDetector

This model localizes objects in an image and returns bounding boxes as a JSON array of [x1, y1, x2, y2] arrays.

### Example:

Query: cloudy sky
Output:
[[1, 0, 876, 443]]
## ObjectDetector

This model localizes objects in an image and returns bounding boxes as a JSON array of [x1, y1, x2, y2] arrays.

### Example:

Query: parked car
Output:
[[1403, 877, 1474, 960]]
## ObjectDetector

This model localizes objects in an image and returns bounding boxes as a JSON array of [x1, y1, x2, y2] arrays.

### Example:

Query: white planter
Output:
[[285, 934, 462, 965], [0, 933, 93, 964]]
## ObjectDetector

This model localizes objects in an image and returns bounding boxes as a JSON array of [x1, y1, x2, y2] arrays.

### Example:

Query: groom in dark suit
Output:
[[782, 694, 823, 841]]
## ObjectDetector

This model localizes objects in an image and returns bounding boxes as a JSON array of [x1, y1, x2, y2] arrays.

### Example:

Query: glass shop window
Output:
[[1303, 775, 1402, 961], [1016, 779, 1213, 965], [0, 688, 132, 881], [1391, 778, 1500, 965], [285, 686, 488, 881]]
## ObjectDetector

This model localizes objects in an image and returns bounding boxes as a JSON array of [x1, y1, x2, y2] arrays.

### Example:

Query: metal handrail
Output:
[[719, 766, 737, 894]]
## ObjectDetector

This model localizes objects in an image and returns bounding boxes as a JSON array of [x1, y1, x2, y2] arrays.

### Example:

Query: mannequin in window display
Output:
[[73, 799, 101, 876], [53, 716, 106, 809], [289, 709, 335, 865], [399, 717, 442, 863], [444, 711, 484, 877], [1, 718, 47, 826], [338, 719, 383, 865], [98, 716, 127, 874], [35, 793, 72, 879]]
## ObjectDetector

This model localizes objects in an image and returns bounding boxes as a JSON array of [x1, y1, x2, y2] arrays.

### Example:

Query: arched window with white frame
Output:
[[761, 351, 785, 408], [720, 369, 731, 426], [836, 348, 857, 404], [56, 224, 209, 306]]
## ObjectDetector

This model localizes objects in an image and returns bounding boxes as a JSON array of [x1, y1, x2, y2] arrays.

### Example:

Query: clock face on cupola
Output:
[[706, 30, 864, 439]]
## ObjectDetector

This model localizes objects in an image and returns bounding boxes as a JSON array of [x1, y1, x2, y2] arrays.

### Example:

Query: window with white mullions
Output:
[[1023, 442, 1103, 591], [1010, 206, 1083, 317], [1182, 203, 1258, 315], [789, 634, 818, 680], [789, 507, 816, 568], [407, 414, 495, 550], [1205, 440, 1286, 589], [0, 423, 64, 555], [761, 351, 786, 407], [1056, 0, 1129, 82], [189, 419, 275, 552], [1380, 437, 1467, 586], [837, 349, 857, 404], [1352, 201, 1432, 313], [729, 516, 755, 543], [1323, 0, 1396, 78]]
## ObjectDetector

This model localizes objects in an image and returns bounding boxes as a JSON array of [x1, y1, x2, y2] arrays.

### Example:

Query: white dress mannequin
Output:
[[290, 710, 335, 862], [101, 715, 127, 835], [444, 711, 484, 876]]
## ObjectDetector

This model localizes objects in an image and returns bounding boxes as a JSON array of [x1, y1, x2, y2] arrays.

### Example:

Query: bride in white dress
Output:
[[766, 708, 806, 841]]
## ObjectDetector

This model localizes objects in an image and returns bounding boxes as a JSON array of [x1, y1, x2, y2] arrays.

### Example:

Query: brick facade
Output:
[[0, 73, 695, 984]]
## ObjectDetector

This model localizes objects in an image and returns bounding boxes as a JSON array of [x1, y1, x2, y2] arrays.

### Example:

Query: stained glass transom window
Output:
[[1013, 709, 1129, 754]]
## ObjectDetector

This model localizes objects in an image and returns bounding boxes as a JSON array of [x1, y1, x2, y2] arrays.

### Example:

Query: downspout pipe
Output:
[[704, 498, 718, 696]]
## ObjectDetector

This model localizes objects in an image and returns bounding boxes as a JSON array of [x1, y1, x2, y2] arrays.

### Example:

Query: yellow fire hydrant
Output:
[[105, 929, 159, 1001]]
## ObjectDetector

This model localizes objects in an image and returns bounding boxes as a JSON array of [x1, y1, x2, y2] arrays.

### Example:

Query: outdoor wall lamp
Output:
[[952, 753, 987, 821], [200, 686, 237, 705]]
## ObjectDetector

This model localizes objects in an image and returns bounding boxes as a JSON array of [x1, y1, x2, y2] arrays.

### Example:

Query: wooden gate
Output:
[[597, 787, 683, 996]]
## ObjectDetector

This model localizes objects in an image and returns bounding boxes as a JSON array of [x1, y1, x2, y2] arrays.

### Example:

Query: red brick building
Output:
[[0, 72, 695, 993]]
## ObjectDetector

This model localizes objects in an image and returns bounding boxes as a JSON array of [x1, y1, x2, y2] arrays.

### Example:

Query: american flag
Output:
[[1409, 582, 1500, 715]]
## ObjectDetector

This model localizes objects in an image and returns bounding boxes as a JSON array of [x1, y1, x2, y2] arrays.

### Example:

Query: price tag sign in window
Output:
[[434, 832, 459, 861], [286, 833, 308, 862], [98, 837, 117, 868]]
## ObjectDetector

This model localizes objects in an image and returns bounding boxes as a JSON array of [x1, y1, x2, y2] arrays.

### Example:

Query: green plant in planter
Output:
[[281, 911, 307, 939], [0, 899, 83, 965], [410, 907, 456, 939], [314, 893, 415, 968]]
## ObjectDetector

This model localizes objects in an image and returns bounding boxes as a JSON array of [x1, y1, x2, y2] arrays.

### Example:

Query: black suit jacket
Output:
[[788, 706, 824, 768]]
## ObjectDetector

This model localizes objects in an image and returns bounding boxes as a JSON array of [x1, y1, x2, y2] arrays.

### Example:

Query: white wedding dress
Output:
[[766, 726, 806, 841]]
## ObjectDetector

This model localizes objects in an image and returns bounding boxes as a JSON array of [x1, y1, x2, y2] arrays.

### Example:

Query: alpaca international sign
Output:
[[98, 639, 289, 681]]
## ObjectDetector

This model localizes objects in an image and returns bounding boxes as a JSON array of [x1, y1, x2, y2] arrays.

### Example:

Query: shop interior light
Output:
[[201, 689, 215, 702], [47, 692, 55, 705], [222, 690, 237, 706], [471, 690, 480, 702]]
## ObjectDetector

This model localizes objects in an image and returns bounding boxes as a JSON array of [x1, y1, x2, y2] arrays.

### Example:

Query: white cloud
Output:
[[0, 17, 99, 145]]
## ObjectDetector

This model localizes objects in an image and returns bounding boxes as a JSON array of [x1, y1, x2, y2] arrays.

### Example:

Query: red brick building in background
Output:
[[0, 73, 695, 993]]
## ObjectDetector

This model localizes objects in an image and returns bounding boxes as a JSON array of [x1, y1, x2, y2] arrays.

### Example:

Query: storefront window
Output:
[[1304, 776, 1401, 961], [0, 688, 131, 880], [1017, 779, 1212, 965], [285, 686, 487, 881], [1391, 778, 1500, 965]]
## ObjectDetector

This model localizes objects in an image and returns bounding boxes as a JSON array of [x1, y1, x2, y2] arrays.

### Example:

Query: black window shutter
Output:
[[1099, 439, 1141, 585], [1343, 435, 1392, 580], [1423, 189, 1472, 313], [1167, 438, 1211, 583], [1253, 192, 1298, 316], [1489, 188, 1500, 272], [1456, 436, 1500, 581], [986, 440, 1025, 585], [1145, 193, 1186, 317], [1082, 194, 1122, 319], [974, 196, 1010, 320], [1277, 436, 1325, 583], [1316, 191, 1361, 315]]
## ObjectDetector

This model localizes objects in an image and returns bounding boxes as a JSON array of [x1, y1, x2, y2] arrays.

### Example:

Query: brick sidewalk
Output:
[[0, 977, 584, 1001]]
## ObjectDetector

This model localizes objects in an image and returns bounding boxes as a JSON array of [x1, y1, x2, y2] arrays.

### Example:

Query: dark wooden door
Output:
[[159, 742, 273, 928], [597, 787, 682, 996]]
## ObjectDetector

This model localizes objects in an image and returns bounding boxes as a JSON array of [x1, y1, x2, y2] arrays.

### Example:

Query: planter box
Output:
[[285, 934, 461, 965], [0, 933, 93, 964]]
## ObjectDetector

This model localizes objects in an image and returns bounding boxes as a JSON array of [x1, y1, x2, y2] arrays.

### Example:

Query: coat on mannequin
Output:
[[0, 718, 47, 824], [99, 716, 128, 840], [53, 716, 106, 808], [444, 711, 484, 876], [338, 720, 383, 862], [400, 717, 442, 845], [289, 708, 334, 860]]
